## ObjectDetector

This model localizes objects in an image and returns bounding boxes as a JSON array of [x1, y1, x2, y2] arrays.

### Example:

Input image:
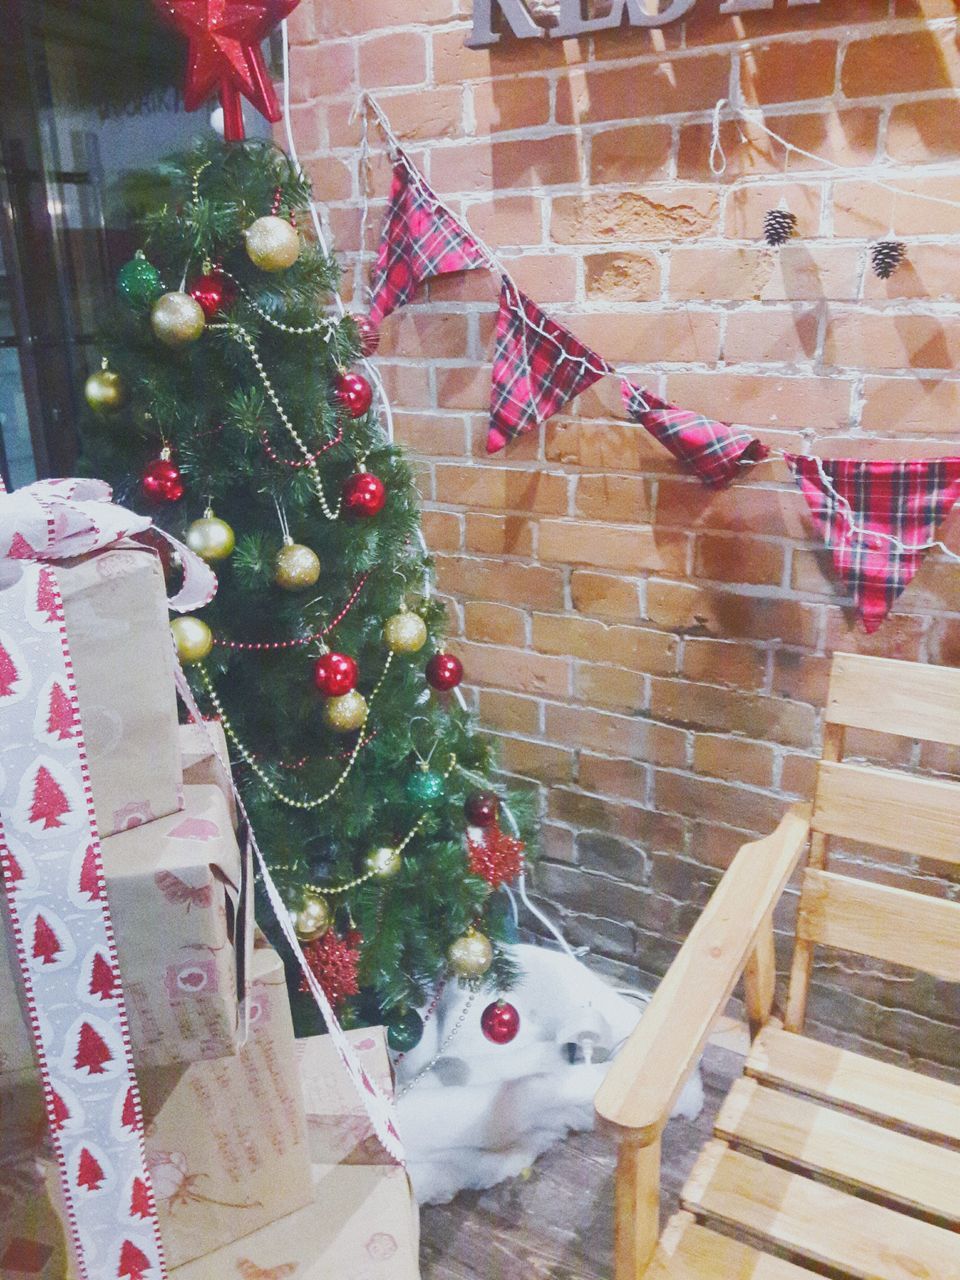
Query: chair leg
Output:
[[743, 908, 777, 1037], [614, 1136, 661, 1280]]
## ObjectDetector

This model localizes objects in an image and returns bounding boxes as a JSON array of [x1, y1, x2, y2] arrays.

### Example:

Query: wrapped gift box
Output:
[[172, 1028, 420, 1279], [179, 719, 237, 825], [0, 784, 251, 1079], [58, 541, 183, 838], [0, 946, 311, 1275]]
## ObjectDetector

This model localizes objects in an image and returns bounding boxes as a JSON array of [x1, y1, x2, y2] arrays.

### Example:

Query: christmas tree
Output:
[[81, 140, 524, 1046]]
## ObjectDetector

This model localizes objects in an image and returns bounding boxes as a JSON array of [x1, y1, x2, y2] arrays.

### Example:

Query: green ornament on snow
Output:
[[386, 1008, 424, 1053], [406, 766, 445, 807], [117, 252, 163, 308]]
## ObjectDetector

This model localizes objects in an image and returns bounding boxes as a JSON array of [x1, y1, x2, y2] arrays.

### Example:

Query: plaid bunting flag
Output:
[[621, 380, 769, 487], [367, 156, 487, 325], [488, 281, 612, 453], [786, 455, 960, 633]]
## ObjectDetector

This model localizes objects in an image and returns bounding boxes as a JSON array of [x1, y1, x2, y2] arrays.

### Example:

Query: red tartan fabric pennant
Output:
[[786, 455, 960, 633], [621, 381, 769, 487], [487, 281, 612, 453], [367, 156, 486, 325]]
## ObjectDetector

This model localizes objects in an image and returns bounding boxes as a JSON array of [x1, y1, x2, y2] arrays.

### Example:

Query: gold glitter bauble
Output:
[[84, 367, 124, 413], [383, 611, 427, 654], [274, 542, 321, 591], [293, 894, 331, 942], [364, 846, 401, 880], [171, 615, 213, 664], [245, 215, 301, 272], [323, 689, 368, 733], [448, 928, 494, 978], [186, 514, 235, 562], [151, 291, 206, 347]]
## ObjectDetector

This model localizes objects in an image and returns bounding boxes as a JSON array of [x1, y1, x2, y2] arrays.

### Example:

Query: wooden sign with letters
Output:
[[467, 0, 821, 46]]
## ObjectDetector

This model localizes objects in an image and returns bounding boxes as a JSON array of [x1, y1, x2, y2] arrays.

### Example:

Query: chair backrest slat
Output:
[[786, 653, 960, 1034], [826, 652, 960, 747], [812, 760, 960, 867], [798, 869, 960, 985]]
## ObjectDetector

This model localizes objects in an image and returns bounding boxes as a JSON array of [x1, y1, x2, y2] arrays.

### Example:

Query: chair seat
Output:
[[669, 1030, 960, 1279]]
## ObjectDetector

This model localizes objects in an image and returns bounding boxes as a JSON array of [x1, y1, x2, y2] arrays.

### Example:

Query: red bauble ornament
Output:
[[467, 822, 524, 889], [335, 371, 373, 419], [426, 652, 464, 692], [189, 271, 236, 319], [313, 651, 359, 697], [153, 0, 302, 142], [354, 315, 380, 357], [299, 930, 360, 1009], [141, 456, 184, 504], [465, 789, 499, 827], [342, 470, 386, 518], [481, 1000, 520, 1045]]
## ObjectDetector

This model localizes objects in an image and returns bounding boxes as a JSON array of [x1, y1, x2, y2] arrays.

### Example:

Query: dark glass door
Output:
[[0, 0, 261, 488]]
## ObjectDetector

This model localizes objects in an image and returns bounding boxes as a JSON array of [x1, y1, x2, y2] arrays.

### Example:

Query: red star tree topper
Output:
[[153, 0, 302, 141]]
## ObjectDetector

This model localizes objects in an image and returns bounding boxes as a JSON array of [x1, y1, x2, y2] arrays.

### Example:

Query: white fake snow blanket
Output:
[[395, 944, 704, 1205]]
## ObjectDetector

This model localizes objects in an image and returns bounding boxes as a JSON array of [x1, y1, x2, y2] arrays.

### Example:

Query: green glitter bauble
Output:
[[406, 768, 445, 807], [117, 254, 163, 308], [386, 1008, 424, 1053]]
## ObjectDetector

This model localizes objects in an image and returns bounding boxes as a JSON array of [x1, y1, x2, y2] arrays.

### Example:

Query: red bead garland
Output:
[[481, 1000, 520, 1045], [261, 424, 344, 469], [335, 371, 373, 419], [313, 651, 359, 697], [212, 573, 369, 650], [342, 471, 386, 518]]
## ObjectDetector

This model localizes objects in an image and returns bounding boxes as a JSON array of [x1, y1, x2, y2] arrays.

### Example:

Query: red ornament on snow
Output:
[[313, 651, 359, 697], [335, 371, 373, 419], [465, 789, 499, 827], [354, 314, 380, 357], [467, 822, 524, 889], [299, 930, 361, 1009], [189, 271, 236, 319], [142, 456, 184, 503], [342, 470, 386, 518], [426, 652, 463, 692], [153, 0, 302, 142], [481, 1000, 520, 1045]]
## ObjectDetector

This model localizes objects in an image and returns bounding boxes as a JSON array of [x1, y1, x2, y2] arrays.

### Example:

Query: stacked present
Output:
[[0, 489, 418, 1279]]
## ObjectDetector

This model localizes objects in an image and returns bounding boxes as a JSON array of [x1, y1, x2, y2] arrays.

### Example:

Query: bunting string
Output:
[[351, 91, 960, 631]]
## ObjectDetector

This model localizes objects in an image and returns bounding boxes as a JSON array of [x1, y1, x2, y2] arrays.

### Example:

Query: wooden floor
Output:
[[419, 1041, 743, 1280]]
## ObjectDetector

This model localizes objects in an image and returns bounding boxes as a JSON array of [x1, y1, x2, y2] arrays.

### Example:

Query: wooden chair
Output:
[[595, 652, 960, 1280]]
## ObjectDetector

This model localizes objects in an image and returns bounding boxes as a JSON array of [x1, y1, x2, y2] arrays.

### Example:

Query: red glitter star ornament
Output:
[[467, 823, 525, 890], [154, 0, 302, 141], [299, 930, 361, 1009]]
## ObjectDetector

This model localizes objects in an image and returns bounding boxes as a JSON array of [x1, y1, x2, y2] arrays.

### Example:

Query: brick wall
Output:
[[285, 0, 960, 1070]]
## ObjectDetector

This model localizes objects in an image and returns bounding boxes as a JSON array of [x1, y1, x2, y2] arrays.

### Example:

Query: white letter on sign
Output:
[[466, 0, 543, 46]]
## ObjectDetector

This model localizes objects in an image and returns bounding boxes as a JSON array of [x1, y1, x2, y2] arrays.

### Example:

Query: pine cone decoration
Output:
[[870, 239, 906, 280], [763, 208, 798, 247], [300, 931, 360, 1008], [467, 823, 525, 889]]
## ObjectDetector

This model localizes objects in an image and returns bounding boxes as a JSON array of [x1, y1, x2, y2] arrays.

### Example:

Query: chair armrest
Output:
[[595, 804, 811, 1144]]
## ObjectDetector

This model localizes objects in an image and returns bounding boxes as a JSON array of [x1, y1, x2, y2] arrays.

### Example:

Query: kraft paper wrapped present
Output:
[[0, 946, 311, 1276], [0, 784, 251, 1079], [58, 541, 183, 839], [179, 719, 237, 826], [172, 1028, 420, 1279]]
